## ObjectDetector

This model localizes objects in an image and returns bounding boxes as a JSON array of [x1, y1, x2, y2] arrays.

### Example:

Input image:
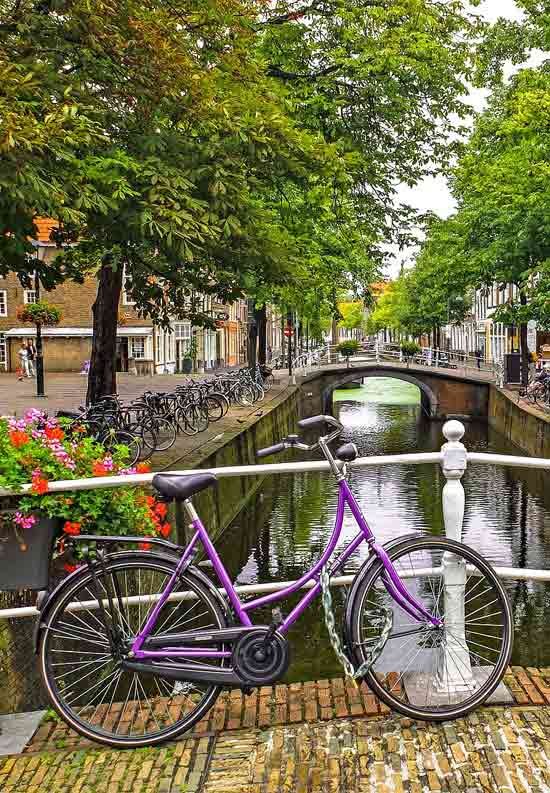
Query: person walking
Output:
[[17, 343, 28, 380], [475, 348, 483, 369], [25, 339, 36, 377]]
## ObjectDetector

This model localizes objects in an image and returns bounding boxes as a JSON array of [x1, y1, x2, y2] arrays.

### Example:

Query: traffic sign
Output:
[[283, 326, 293, 338]]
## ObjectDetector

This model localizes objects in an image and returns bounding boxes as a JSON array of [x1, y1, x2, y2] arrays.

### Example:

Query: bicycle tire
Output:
[[142, 416, 177, 452], [39, 553, 227, 748], [346, 535, 513, 721], [203, 395, 224, 422], [99, 429, 141, 467]]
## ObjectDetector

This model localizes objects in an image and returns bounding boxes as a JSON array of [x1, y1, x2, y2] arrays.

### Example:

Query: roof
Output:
[[33, 218, 59, 244], [4, 327, 153, 338]]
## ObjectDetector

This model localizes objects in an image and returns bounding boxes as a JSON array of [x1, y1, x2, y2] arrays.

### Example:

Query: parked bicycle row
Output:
[[56, 364, 275, 465]]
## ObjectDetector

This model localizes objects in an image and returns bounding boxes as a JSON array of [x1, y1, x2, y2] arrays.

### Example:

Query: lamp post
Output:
[[33, 244, 47, 398]]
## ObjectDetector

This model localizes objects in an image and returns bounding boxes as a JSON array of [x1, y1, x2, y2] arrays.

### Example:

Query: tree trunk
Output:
[[256, 303, 267, 365], [247, 298, 258, 371], [519, 292, 529, 386], [86, 259, 123, 405], [331, 315, 339, 346]]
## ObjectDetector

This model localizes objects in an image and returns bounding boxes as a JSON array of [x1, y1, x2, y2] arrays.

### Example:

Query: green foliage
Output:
[[0, 411, 168, 548], [16, 301, 61, 326], [336, 339, 361, 359], [338, 302, 364, 331], [400, 341, 421, 358]]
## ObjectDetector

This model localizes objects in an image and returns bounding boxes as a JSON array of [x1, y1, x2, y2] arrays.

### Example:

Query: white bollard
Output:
[[437, 420, 474, 694]]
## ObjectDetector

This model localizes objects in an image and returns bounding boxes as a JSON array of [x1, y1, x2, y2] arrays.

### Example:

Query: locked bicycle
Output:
[[36, 415, 513, 747]]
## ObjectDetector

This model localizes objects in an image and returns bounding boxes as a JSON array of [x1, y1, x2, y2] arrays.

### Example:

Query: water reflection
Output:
[[216, 377, 550, 676]]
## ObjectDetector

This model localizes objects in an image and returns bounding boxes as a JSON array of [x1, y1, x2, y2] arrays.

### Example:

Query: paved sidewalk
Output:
[[0, 370, 252, 417], [3, 706, 550, 792]]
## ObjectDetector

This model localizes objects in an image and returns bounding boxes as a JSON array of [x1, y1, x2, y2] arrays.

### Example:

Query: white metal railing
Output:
[[284, 341, 504, 385], [0, 419, 548, 587]]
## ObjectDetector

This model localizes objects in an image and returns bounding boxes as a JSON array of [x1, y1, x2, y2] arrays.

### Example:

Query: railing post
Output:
[[435, 347, 440, 368], [437, 420, 474, 693]]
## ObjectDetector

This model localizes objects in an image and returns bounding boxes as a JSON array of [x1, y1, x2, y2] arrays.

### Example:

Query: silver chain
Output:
[[319, 563, 393, 683]]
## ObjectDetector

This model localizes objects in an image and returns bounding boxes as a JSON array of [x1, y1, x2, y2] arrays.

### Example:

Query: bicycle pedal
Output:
[[271, 607, 283, 626]]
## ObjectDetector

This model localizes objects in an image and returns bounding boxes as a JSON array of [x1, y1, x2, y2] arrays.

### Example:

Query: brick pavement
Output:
[[0, 371, 265, 417], [0, 669, 548, 791], [3, 704, 550, 792]]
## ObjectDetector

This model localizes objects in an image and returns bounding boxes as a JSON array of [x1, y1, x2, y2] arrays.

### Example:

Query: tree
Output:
[[1, 0, 483, 398], [451, 66, 550, 384]]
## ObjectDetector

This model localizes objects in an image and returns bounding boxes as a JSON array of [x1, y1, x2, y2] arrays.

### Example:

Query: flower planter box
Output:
[[0, 515, 59, 591]]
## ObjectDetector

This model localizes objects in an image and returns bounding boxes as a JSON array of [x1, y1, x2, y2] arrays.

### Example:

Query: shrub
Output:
[[400, 341, 421, 358], [336, 339, 361, 358]]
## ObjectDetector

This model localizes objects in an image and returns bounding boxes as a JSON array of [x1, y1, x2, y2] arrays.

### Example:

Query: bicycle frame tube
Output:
[[131, 476, 440, 659]]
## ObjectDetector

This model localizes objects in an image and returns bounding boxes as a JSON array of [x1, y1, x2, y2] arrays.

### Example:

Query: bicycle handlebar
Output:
[[256, 442, 287, 458], [298, 414, 343, 431]]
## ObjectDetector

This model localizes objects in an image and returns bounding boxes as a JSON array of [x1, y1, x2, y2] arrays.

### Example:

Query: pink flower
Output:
[[13, 512, 37, 530], [102, 456, 114, 471]]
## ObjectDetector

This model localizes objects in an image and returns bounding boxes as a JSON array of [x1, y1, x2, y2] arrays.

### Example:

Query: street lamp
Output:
[[31, 242, 47, 398]]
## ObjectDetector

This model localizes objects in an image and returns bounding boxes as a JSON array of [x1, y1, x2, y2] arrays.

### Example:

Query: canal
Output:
[[216, 376, 550, 680]]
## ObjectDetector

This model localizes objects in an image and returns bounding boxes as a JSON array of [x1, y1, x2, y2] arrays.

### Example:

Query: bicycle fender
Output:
[[341, 532, 426, 654], [33, 551, 232, 653]]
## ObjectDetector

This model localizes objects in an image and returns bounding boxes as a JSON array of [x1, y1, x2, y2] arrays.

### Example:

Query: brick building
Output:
[[0, 219, 248, 374]]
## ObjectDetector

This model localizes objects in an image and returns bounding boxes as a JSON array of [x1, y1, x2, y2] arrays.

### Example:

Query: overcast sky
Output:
[[385, 0, 545, 277]]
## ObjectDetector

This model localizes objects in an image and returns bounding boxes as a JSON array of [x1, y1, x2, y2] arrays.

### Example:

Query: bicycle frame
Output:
[[130, 475, 441, 661]]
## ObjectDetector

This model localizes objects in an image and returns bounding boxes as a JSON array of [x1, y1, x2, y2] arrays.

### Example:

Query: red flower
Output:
[[45, 426, 64, 441], [136, 463, 151, 473], [92, 461, 108, 477], [31, 475, 49, 495], [63, 563, 78, 573], [155, 503, 168, 519], [9, 430, 30, 448], [159, 523, 171, 538], [139, 541, 152, 550], [63, 521, 81, 536], [146, 496, 155, 508]]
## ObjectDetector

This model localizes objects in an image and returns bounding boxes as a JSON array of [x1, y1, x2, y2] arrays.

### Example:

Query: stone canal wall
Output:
[[489, 386, 550, 458], [178, 383, 302, 542]]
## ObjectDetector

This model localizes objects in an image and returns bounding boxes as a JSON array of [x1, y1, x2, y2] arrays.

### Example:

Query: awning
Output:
[[4, 327, 153, 338]]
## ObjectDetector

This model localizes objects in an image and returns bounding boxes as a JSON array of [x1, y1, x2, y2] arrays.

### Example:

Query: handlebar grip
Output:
[[297, 414, 332, 429], [256, 442, 286, 458]]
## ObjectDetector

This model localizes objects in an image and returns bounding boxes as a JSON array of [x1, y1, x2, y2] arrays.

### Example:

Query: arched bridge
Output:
[[299, 361, 492, 419]]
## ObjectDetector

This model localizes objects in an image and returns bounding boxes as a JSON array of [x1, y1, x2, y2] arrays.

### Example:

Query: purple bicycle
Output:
[[37, 415, 512, 747]]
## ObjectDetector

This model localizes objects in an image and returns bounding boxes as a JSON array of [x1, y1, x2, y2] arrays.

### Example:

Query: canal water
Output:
[[216, 377, 550, 680]]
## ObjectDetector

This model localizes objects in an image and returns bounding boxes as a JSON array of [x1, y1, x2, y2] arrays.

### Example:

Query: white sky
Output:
[[385, 0, 546, 277]]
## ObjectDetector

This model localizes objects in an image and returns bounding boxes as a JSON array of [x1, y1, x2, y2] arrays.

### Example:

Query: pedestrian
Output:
[[475, 348, 483, 369], [25, 339, 36, 377], [17, 343, 28, 380], [529, 350, 538, 381]]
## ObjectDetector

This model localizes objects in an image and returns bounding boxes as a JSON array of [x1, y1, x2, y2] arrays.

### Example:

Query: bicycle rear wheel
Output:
[[346, 535, 513, 720], [100, 429, 141, 467], [39, 554, 227, 748]]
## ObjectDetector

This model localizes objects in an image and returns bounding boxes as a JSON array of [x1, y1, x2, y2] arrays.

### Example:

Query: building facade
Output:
[[0, 220, 249, 374]]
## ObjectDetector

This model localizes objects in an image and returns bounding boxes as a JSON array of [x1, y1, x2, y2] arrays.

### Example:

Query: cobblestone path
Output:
[[3, 707, 550, 792]]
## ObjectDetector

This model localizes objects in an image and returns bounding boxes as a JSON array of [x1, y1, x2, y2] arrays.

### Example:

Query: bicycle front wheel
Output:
[[39, 554, 227, 748], [347, 535, 513, 721]]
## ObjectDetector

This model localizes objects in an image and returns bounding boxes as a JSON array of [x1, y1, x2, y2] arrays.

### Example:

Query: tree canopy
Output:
[[0, 0, 484, 396]]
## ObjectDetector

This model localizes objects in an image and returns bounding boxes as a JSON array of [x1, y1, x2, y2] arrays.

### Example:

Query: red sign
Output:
[[283, 326, 293, 338]]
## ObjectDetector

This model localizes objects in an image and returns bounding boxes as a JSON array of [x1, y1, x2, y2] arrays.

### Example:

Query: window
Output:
[[122, 265, 135, 305], [0, 291, 6, 317], [24, 290, 36, 304], [0, 334, 5, 370], [130, 337, 145, 359], [175, 322, 191, 353]]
